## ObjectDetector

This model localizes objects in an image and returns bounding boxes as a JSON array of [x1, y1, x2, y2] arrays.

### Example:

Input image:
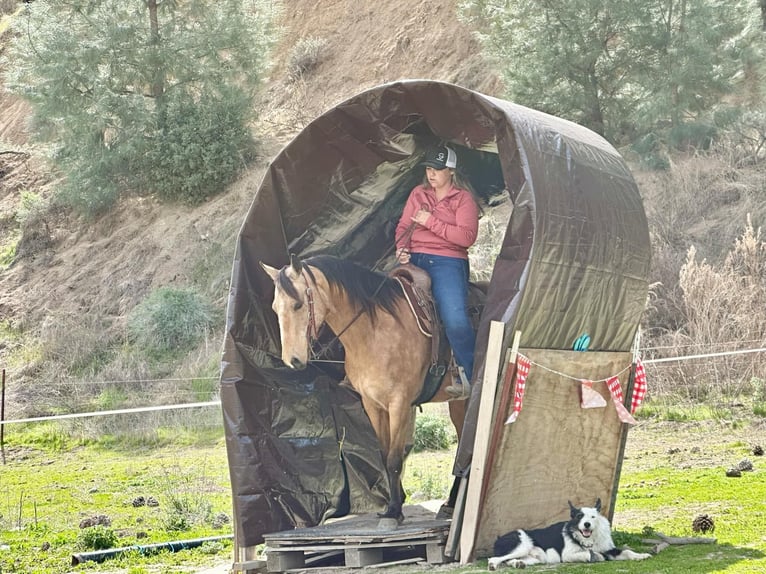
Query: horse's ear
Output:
[[290, 253, 303, 274], [260, 262, 279, 281]]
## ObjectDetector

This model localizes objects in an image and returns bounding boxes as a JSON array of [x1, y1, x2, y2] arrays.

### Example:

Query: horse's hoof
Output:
[[435, 504, 454, 520], [376, 517, 400, 531]]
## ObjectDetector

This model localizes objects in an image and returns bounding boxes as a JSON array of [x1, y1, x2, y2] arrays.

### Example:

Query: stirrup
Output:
[[457, 366, 470, 386], [445, 383, 471, 398], [445, 366, 471, 398]]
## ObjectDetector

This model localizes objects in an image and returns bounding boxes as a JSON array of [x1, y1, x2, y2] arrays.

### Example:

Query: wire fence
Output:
[[2, 340, 765, 430]]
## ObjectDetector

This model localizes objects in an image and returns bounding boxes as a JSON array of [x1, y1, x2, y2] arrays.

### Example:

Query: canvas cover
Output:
[[219, 80, 651, 548]]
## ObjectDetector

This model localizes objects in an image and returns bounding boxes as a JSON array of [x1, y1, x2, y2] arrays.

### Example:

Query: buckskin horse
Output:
[[261, 254, 481, 524]]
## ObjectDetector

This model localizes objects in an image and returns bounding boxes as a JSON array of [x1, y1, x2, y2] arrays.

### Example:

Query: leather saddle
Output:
[[389, 264, 487, 404], [390, 264, 437, 338]]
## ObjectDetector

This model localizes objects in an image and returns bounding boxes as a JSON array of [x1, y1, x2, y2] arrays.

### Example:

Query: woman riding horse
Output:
[[261, 254, 469, 523]]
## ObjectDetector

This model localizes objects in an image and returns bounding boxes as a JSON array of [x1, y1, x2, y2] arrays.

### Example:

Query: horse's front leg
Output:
[[360, 398, 398, 517], [379, 400, 414, 522], [435, 399, 468, 519]]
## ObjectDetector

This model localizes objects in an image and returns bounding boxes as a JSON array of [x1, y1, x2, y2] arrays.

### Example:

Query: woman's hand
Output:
[[412, 207, 431, 226], [396, 248, 411, 264]]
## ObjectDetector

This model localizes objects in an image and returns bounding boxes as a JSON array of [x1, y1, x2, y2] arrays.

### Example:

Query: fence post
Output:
[[1, 368, 6, 464]]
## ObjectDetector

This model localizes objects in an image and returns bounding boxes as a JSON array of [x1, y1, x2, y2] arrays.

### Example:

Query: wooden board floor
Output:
[[263, 504, 452, 571]]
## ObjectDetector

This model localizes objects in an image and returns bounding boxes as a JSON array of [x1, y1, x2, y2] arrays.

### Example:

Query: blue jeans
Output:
[[410, 253, 475, 381]]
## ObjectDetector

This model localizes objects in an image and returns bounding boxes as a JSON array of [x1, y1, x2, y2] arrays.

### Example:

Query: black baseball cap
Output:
[[421, 145, 457, 170]]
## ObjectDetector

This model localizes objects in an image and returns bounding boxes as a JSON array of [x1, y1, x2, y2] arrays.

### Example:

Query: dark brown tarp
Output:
[[219, 80, 651, 549]]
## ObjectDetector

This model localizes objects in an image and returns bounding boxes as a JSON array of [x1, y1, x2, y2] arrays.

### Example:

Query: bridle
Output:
[[286, 263, 383, 363], [302, 271, 320, 347], [286, 219, 419, 363]]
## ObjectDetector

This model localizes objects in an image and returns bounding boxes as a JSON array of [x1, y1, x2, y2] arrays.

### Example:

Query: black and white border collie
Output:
[[487, 499, 651, 570]]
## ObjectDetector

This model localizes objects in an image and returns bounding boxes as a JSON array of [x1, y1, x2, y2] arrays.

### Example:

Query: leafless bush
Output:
[[8, 312, 120, 417], [643, 157, 723, 252], [721, 110, 766, 166], [643, 243, 686, 335], [69, 407, 222, 442], [286, 36, 328, 82], [645, 216, 766, 401], [14, 191, 53, 259], [0, 0, 16, 16], [255, 75, 336, 139], [470, 199, 512, 282]]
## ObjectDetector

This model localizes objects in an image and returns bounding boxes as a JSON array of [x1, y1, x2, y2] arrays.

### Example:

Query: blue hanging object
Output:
[[573, 333, 591, 352]]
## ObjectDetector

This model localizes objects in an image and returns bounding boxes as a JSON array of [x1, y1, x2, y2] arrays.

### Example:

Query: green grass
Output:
[[401, 417, 766, 574], [0, 430, 233, 573], [1, 416, 765, 573], [636, 401, 738, 422]]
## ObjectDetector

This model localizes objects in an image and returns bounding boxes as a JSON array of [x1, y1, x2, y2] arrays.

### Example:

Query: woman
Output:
[[395, 145, 480, 398]]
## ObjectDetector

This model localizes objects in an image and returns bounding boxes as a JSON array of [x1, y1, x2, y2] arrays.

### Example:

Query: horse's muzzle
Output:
[[289, 356, 306, 370]]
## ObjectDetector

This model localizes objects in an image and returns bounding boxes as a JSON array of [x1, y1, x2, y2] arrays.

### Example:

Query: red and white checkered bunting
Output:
[[505, 354, 531, 424], [606, 376, 637, 425], [580, 380, 607, 408], [631, 359, 647, 413]]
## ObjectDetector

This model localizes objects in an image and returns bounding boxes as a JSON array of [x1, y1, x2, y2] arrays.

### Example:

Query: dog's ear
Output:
[[595, 498, 602, 512], [568, 500, 577, 517]]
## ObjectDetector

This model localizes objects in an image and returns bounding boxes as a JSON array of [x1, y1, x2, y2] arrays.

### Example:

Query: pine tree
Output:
[[460, 0, 758, 144], [3, 0, 276, 215]]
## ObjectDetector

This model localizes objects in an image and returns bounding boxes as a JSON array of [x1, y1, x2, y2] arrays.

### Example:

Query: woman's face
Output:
[[426, 166, 453, 189]]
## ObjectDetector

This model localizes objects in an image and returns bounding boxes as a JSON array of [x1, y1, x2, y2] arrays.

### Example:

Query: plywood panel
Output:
[[473, 349, 632, 558]]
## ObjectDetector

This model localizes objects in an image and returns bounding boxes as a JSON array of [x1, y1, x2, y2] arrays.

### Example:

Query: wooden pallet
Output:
[[263, 506, 452, 571]]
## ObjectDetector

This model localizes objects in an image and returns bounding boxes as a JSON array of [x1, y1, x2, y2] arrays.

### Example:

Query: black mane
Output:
[[304, 255, 403, 320]]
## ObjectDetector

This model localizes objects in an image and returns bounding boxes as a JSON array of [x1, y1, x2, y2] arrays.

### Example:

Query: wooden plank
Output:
[[479, 332, 521, 510], [233, 518, 261, 574], [472, 349, 633, 559], [263, 510, 446, 544], [444, 476, 467, 559], [232, 559, 267, 574], [263, 537, 444, 553], [264, 526, 452, 571], [367, 557, 423, 568], [267, 549, 305, 572], [608, 358, 637, 523], [344, 546, 383, 567], [426, 541, 447, 564], [458, 320, 506, 564]]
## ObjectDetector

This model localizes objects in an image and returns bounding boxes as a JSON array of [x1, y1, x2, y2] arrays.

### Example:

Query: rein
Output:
[[302, 267, 389, 362], [298, 220, 420, 363]]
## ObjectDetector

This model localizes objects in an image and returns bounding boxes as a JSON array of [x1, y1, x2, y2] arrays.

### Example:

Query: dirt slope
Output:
[[0, 1, 501, 340]]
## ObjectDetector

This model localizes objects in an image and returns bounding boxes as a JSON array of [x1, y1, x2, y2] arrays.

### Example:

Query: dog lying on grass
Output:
[[487, 499, 651, 569]]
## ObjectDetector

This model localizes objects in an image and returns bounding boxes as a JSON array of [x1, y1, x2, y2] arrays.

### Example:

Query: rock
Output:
[[736, 459, 753, 472], [79, 514, 111, 528]]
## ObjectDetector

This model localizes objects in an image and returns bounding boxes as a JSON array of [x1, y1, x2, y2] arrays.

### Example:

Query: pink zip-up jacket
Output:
[[395, 184, 479, 260]]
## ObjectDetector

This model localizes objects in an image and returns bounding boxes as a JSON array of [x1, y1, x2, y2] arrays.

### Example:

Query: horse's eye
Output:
[[293, 301, 303, 311]]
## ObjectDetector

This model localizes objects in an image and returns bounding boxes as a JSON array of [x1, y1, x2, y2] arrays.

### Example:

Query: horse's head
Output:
[[261, 255, 325, 370]]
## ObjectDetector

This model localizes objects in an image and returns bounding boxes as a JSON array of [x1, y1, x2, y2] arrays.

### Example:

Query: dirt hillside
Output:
[[0, 1, 502, 335]]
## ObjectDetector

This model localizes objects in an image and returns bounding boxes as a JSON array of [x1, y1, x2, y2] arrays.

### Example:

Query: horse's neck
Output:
[[312, 271, 371, 350], [323, 295, 372, 349]]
